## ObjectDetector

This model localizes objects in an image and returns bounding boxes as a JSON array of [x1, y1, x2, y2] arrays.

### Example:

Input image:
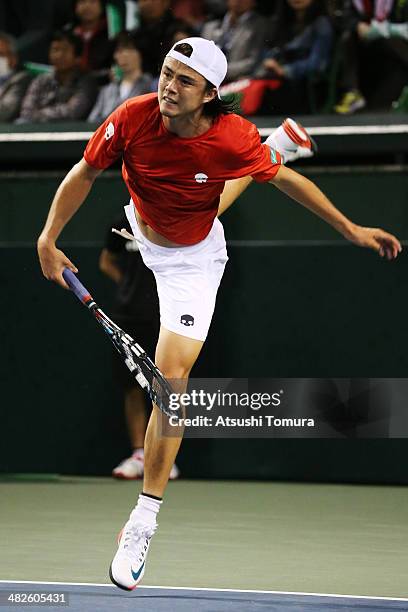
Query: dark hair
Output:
[[173, 42, 193, 57], [73, 0, 107, 13], [203, 82, 239, 118], [52, 29, 84, 57], [168, 21, 196, 45], [273, 0, 327, 44], [172, 43, 237, 118], [114, 30, 143, 52], [72, 0, 107, 27], [0, 31, 17, 55]]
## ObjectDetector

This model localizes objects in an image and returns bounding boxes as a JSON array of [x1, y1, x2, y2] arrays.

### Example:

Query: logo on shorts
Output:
[[195, 173, 208, 184], [105, 122, 115, 140], [181, 314, 194, 327]]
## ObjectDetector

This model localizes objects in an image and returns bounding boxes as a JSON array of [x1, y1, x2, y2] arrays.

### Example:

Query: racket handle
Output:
[[62, 268, 93, 304]]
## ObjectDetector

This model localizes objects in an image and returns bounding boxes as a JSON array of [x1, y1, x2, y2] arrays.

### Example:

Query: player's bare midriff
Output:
[[135, 208, 187, 248]]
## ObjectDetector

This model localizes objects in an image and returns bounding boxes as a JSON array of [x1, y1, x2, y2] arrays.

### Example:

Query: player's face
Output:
[[158, 58, 216, 118]]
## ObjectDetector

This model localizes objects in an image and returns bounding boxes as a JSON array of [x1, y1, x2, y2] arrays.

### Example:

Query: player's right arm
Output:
[[38, 99, 133, 288], [271, 165, 401, 258], [37, 158, 102, 288]]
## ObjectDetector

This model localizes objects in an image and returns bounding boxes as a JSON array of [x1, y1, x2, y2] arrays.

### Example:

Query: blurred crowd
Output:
[[0, 0, 407, 123]]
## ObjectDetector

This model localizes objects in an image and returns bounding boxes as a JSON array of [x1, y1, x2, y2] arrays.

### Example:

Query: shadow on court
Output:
[[1, 584, 408, 612]]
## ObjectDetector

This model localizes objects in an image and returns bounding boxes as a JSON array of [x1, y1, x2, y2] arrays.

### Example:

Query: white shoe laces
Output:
[[122, 523, 156, 565]]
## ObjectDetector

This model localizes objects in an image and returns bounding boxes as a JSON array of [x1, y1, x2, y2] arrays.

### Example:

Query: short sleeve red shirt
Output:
[[84, 93, 281, 245]]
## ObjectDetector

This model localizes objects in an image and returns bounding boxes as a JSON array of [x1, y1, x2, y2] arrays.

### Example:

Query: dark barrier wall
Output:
[[2, 168, 408, 243], [1, 168, 408, 482]]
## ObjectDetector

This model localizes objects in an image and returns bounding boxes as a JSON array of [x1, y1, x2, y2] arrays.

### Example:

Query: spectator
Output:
[[167, 21, 196, 45], [0, 32, 32, 122], [255, 0, 333, 114], [201, 0, 266, 82], [17, 30, 97, 123], [70, 0, 112, 74], [88, 31, 153, 124], [171, 0, 205, 27], [204, 1, 228, 19], [131, 0, 179, 76], [334, 0, 408, 114]]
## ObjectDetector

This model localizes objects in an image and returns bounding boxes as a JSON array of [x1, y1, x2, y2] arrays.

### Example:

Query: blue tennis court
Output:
[[1, 582, 408, 612]]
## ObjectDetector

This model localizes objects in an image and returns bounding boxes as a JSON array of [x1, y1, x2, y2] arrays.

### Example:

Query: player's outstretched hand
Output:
[[345, 225, 402, 260], [37, 237, 78, 288]]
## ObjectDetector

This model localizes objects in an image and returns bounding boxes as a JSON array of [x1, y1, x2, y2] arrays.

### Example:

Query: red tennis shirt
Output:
[[84, 93, 281, 245]]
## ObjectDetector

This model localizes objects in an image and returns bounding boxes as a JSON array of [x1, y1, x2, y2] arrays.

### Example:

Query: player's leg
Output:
[[113, 383, 180, 480], [143, 326, 203, 496], [109, 328, 203, 590], [266, 118, 317, 163], [218, 119, 317, 217], [111, 213, 227, 591]]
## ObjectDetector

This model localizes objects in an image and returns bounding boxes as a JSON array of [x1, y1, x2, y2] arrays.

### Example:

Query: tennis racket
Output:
[[62, 268, 177, 419]]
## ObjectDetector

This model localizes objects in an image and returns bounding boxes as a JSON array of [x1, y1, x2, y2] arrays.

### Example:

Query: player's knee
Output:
[[159, 364, 191, 381]]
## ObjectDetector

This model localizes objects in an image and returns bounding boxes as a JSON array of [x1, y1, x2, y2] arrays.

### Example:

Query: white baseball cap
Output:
[[166, 37, 228, 92]]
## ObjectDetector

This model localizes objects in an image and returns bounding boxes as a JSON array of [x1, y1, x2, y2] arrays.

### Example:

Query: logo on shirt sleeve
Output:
[[269, 148, 279, 165], [105, 122, 115, 141]]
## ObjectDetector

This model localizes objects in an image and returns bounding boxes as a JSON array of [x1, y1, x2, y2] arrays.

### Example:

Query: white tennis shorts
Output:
[[124, 202, 228, 341]]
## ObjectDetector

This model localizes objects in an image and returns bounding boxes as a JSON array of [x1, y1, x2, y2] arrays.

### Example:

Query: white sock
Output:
[[132, 448, 144, 459], [130, 493, 162, 527]]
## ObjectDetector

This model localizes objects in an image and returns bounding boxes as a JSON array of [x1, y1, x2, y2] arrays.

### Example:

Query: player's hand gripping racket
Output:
[[62, 268, 177, 419]]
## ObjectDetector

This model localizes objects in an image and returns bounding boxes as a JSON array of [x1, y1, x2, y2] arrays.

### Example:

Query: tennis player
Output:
[[37, 37, 401, 591]]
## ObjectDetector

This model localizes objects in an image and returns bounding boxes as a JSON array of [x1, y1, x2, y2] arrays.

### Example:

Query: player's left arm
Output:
[[218, 177, 253, 217], [271, 165, 402, 259], [218, 118, 315, 217]]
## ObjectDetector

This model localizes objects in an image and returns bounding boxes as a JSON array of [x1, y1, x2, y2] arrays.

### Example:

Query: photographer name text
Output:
[[169, 415, 315, 428]]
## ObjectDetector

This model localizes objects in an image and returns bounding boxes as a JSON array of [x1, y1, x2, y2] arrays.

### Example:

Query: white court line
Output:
[[258, 125, 408, 137], [0, 125, 408, 142], [0, 132, 93, 142], [0, 580, 407, 602]]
